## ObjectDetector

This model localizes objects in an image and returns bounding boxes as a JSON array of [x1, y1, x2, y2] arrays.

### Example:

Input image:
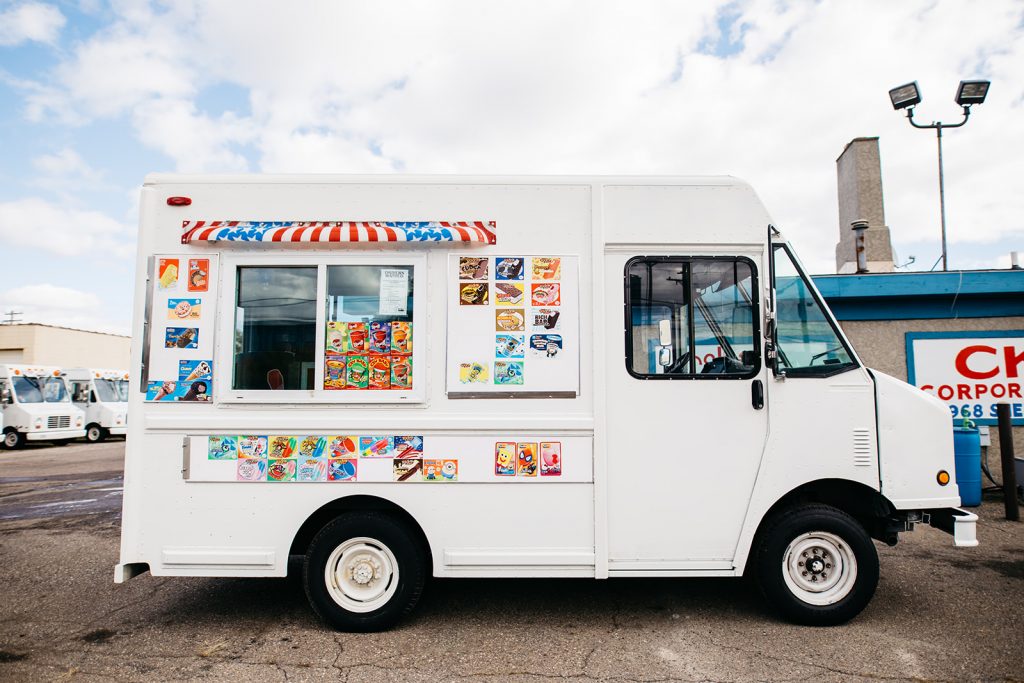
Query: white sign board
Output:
[[906, 331, 1024, 425]]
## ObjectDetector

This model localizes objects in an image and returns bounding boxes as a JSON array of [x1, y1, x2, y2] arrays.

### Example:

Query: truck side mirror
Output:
[[1, 387, 11, 404], [657, 319, 674, 367]]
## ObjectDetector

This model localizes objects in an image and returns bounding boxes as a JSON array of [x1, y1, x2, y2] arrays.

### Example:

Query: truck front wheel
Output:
[[86, 425, 107, 443], [303, 512, 426, 632], [753, 504, 879, 626], [2, 429, 25, 450]]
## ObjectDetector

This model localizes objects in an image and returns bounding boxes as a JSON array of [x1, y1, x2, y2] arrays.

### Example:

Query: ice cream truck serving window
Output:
[[223, 256, 422, 402]]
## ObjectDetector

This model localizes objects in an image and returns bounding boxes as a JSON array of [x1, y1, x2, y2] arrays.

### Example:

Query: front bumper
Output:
[[927, 507, 979, 547], [26, 428, 86, 441]]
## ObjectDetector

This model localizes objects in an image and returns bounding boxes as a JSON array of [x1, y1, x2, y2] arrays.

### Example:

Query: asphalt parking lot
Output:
[[0, 441, 1021, 682]]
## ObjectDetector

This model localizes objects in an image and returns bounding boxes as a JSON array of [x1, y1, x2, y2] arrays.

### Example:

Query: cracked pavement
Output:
[[0, 442, 1022, 682]]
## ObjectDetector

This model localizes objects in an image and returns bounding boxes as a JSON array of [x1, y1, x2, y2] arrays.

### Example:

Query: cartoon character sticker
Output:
[[328, 459, 358, 482], [165, 327, 198, 349], [517, 442, 538, 476], [324, 355, 347, 390], [208, 435, 237, 460], [346, 356, 369, 389], [369, 321, 391, 354], [459, 282, 489, 305], [423, 459, 458, 482], [269, 436, 297, 459], [391, 322, 412, 355], [267, 459, 296, 482], [238, 435, 268, 459], [296, 458, 327, 482], [495, 442, 516, 476], [540, 442, 562, 476], [531, 283, 560, 306], [459, 362, 488, 384], [458, 256, 489, 280], [179, 360, 213, 381], [187, 258, 209, 292], [494, 361, 524, 385], [532, 257, 561, 280], [326, 322, 350, 354], [394, 436, 424, 458], [167, 298, 202, 320], [495, 334, 525, 358], [327, 436, 358, 459], [360, 436, 393, 458], [494, 282, 524, 306], [495, 309, 525, 332], [529, 334, 563, 358], [237, 458, 267, 481], [158, 258, 179, 289], [369, 355, 391, 390], [495, 257, 524, 280], [393, 458, 423, 481], [530, 308, 561, 331], [298, 436, 326, 459], [390, 356, 412, 389]]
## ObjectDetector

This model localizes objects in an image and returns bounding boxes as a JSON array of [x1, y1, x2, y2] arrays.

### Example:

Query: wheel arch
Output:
[[289, 495, 433, 571], [739, 478, 897, 574]]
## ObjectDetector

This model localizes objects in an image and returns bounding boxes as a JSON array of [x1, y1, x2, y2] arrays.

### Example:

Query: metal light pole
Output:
[[888, 80, 991, 271]]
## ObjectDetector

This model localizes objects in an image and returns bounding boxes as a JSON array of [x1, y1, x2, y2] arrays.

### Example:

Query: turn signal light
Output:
[[937, 470, 951, 486], [167, 196, 192, 206]]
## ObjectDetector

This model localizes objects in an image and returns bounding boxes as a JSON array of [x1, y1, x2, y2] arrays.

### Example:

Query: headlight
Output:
[[75, 416, 83, 427], [115, 415, 124, 425], [34, 418, 43, 430]]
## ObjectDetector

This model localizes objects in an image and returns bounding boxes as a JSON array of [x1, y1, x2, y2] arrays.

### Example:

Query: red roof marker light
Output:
[[167, 196, 192, 206]]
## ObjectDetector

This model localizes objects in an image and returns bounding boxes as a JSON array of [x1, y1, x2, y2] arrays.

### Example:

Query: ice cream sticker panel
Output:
[[447, 255, 579, 396], [146, 254, 219, 402]]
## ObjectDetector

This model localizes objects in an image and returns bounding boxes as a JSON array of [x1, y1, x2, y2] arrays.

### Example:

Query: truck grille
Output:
[[47, 415, 71, 429]]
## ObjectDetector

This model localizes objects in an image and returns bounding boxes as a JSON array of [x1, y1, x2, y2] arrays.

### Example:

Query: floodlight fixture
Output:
[[955, 80, 990, 106], [889, 82, 921, 110]]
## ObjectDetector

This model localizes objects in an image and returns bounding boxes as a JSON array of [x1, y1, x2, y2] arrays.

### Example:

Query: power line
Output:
[[2, 310, 23, 325]]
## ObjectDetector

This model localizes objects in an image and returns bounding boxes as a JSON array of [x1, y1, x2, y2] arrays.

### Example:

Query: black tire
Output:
[[304, 512, 426, 632], [753, 504, 879, 626], [2, 429, 25, 450], [86, 425, 107, 443]]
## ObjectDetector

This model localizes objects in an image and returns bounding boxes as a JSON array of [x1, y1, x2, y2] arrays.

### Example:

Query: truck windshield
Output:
[[115, 379, 129, 401], [12, 376, 70, 403], [94, 379, 122, 403]]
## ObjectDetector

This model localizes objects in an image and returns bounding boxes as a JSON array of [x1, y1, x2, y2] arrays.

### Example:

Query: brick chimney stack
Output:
[[835, 137, 895, 273]]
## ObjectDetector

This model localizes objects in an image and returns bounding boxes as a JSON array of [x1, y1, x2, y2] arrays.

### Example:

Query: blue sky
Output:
[[0, 0, 1022, 333]]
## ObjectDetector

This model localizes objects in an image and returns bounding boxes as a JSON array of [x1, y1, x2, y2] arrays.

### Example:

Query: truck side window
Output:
[[772, 245, 857, 376], [625, 257, 760, 379], [233, 266, 318, 391]]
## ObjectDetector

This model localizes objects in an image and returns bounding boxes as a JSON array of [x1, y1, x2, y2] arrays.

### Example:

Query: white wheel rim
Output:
[[324, 536, 399, 613], [782, 531, 858, 606], [4, 432, 17, 448], [88, 427, 100, 441]]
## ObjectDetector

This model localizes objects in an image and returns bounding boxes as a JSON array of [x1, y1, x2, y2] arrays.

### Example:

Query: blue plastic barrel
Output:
[[952, 427, 982, 507]]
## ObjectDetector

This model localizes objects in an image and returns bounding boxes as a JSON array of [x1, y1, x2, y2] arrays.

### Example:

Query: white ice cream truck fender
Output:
[[117, 175, 977, 631], [0, 364, 86, 448], [66, 368, 129, 442]]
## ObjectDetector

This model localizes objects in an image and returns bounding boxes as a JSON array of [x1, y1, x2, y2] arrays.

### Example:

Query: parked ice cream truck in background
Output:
[[67, 368, 129, 442], [117, 175, 978, 631], [0, 365, 86, 449]]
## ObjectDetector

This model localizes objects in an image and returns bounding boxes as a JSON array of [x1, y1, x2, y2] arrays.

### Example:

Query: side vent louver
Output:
[[853, 429, 873, 467]]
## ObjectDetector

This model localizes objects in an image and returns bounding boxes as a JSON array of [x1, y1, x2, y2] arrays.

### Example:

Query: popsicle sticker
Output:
[[297, 436, 326, 459], [531, 308, 561, 331], [167, 298, 202, 320], [517, 442, 538, 476], [328, 459, 358, 482], [327, 436, 358, 459], [459, 362, 488, 384], [394, 436, 424, 459], [238, 435, 268, 459], [158, 258, 179, 289], [494, 360, 524, 385], [208, 435, 237, 460], [540, 442, 562, 476], [187, 258, 209, 292], [237, 458, 267, 481], [495, 442, 516, 476], [269, 436, 297, 459], [165, 327, 198, 349], [531, 283, 560, 307], [393, 458, 423, 481], [494, 282, 524, 306], [460, 282, 489, 305], [423, 459, 457, 482], [495, 257, 525, 280], [296, 458, 327, 482], [360, 436, 393, 458], [532, 257, 561, 280], [459, 256, 489, 280], [267, 459, 296, 482]]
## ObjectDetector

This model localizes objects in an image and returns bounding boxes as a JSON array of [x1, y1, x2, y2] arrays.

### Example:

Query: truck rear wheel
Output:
[[753, 504, 879, 626], [2, 429, 24, 450], [303, 512, 426, 632]]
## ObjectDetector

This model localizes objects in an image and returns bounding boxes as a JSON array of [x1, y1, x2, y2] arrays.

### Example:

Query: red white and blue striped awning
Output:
[[181, 221, 496, 245]]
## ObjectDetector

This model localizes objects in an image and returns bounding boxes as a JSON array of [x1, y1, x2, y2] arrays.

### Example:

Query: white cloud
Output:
[[0, 283, 126, 334], [0, 2, 65, 46], [32, 148, 100, 180], [0, 197, 134, 258]]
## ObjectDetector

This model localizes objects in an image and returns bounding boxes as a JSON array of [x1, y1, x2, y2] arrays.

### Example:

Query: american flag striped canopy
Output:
[[181, 221, 497, 245]]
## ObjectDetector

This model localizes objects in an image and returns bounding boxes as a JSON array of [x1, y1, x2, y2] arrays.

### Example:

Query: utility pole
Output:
[[2, 310, 23, 325]]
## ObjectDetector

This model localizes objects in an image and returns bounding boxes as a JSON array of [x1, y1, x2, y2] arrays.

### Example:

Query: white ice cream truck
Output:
[[0, 364, 86, 448], [117, 175, 977, 631], [67, 368, 129, 442]]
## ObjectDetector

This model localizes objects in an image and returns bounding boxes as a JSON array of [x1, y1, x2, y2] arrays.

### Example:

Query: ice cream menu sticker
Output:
[[146, 254, 219, 402], [378, 269, 409, 316], [446, 255, 579, 396]]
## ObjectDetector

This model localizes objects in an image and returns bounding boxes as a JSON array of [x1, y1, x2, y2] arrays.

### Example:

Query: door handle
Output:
[[751, 379, 764, 410]]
